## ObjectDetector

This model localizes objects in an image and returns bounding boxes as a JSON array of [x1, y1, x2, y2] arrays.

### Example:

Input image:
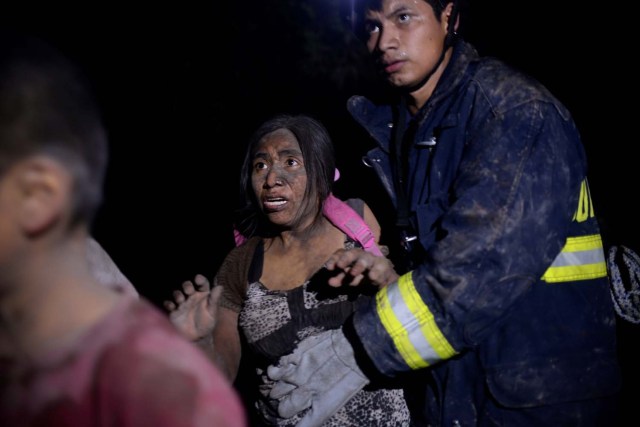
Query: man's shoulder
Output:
[[473, 58, 543, 92], [471, 57, 567, 115]]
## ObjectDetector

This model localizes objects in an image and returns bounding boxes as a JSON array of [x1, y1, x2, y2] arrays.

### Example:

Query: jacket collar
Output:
[[412, 39, 479, 125]]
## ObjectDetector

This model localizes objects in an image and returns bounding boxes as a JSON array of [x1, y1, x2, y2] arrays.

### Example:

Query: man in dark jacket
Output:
[[267, 1, 621, 426]]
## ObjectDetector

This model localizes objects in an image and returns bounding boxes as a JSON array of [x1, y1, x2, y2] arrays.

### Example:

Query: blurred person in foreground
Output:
[[0, 30, 246, 427]]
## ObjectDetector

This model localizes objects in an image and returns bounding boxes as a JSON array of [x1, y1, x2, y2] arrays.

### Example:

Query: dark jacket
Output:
[[346, 39, 621, 426]]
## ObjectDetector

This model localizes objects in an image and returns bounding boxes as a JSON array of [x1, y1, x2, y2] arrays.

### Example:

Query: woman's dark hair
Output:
[[234, 114, 336, 240]]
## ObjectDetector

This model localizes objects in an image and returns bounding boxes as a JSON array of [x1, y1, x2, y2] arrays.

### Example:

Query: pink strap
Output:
[[234, 228, 247, 247], [323, 194, 384, 256]]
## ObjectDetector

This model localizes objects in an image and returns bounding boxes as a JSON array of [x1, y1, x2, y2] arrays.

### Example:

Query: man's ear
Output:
[[15, 155, 72, 236], [443, 1, 460, 34]]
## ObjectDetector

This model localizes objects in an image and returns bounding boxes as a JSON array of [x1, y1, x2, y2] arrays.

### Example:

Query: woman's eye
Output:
[[254, 161, 267, 171], [286, 158, 299, 167]]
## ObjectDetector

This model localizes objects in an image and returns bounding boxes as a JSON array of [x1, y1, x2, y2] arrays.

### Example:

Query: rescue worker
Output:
[[266, 1, 622, 425]]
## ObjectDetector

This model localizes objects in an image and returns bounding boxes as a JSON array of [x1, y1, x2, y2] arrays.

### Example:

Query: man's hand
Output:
[[267, 328, 369, 427], [163, 274, 221, 343]]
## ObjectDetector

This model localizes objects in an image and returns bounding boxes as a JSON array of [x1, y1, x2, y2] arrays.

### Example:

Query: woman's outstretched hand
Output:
[[163, 274, 222, 342]]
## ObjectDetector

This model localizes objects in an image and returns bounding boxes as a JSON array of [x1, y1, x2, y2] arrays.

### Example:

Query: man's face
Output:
[[361, 0, 451, 90]]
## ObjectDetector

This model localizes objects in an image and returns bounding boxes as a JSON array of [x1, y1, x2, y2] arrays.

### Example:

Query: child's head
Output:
[[0, 31, 108, 227]]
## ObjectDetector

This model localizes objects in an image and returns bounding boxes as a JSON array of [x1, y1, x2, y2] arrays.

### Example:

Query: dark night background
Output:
[[3, 0, 638, 419]]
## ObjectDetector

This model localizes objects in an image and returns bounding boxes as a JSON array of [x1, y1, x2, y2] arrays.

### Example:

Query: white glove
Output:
[[267, 328, 369, 427]]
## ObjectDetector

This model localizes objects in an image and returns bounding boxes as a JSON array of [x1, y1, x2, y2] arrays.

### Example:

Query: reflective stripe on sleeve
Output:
[[376, 273, 457, 369], [542, 234, 608, 283]]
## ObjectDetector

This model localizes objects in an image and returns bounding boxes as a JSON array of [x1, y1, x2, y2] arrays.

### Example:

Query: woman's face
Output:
[[251, 128, 313, 230]]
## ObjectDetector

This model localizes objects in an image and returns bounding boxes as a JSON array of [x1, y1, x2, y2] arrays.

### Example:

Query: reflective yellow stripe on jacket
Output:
[[376, 273, 457, 369], [542, 180, 607, 283], [541, 234, 607, 282]]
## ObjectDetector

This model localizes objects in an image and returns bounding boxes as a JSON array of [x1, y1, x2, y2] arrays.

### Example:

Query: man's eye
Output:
[[398, 13, 410, 23]]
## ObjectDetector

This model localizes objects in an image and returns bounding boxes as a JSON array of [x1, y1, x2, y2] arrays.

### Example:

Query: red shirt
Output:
[[0, 297, 246, 427]]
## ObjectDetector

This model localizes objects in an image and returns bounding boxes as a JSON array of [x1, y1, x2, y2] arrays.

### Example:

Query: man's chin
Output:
[[384, 72, 420, 89], [385, 74, 407, 89]]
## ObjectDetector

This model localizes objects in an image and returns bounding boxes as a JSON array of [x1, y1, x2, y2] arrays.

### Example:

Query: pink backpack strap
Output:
[[323, 194, 384, 256], [234, 228, 247, 247]]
